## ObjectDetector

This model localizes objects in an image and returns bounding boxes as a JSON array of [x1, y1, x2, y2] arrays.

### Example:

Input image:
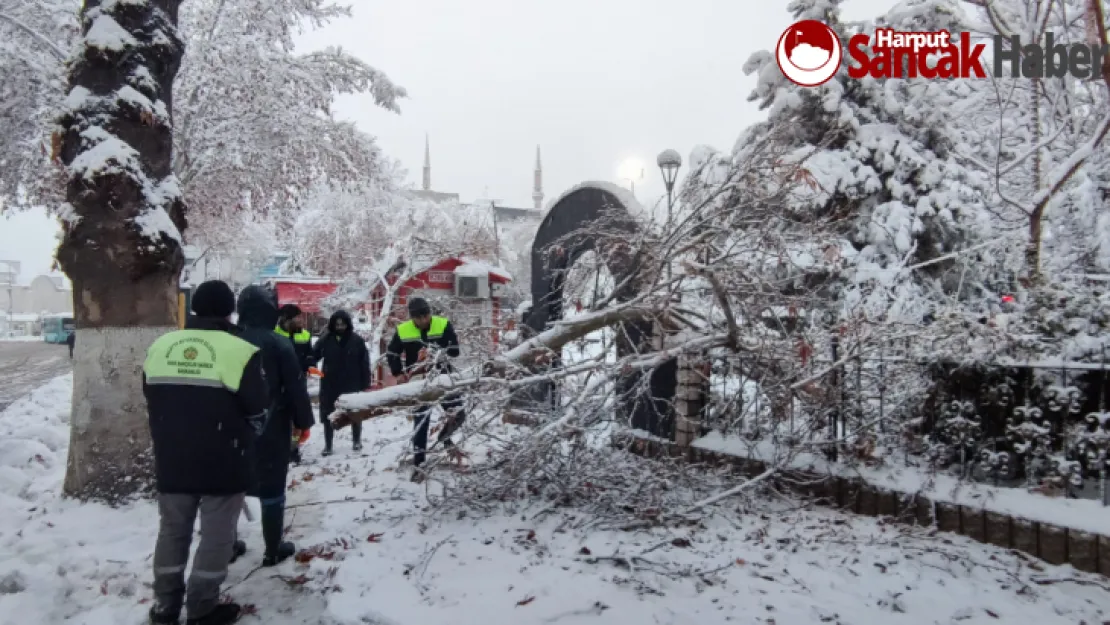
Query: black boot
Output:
[[149, 605, 179, 624], [260, 501, 292, 566], [322, 414, 334, 456], [185, 603, 241, 625], [229, 539, 246, 564], [262, 541, 296, 567], [352, 422, 363, 452]]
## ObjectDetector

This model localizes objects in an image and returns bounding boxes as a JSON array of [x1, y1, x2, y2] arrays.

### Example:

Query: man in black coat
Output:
[[313, 310, 371, 455], [144, 280, 270, 625], [235, 285, 315, 566], [386, 297, 467, 482]]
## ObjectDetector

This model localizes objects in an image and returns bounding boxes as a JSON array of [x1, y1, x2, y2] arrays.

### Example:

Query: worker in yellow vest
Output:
[[275, 304, 315, 463], [386, 297, 467, 482], [275, 304, 315, 372], [144, 280, 270, 625]]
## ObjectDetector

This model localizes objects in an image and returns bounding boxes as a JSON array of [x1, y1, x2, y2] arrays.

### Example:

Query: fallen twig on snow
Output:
[[285, 497, 380, 510]]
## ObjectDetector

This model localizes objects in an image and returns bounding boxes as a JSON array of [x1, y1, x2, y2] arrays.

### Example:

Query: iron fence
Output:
[[700, 341, 1110, 504]]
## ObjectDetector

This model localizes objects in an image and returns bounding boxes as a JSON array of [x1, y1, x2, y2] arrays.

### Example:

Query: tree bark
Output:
[[57, 0, 187, 502]]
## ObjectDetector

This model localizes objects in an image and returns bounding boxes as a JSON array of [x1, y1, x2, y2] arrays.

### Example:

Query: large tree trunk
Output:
[[56, 0, 187, 502]]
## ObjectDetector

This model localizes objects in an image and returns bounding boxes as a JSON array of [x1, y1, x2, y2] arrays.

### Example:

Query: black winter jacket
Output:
[[236, 286, 315, 498], [144, 316, 270, 495], [313, 310, 371, 400], [276, 323, 317, 372], [292, 337, 316, 372], [386, 317, 461, 377]]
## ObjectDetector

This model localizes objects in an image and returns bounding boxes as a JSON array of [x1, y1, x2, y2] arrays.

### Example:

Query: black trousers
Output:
[[412, 393, 465, 467], [320, 395, 361, 450]]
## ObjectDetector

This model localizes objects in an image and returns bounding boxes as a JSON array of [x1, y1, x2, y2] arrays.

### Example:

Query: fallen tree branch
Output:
[[285, 497, 380, 510], [678, 467, 778, 515], [619, 467, 779, 531], [330, 303, 657, 427]]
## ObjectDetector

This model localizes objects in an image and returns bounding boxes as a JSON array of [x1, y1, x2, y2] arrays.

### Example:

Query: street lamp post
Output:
[[657, 149, 682, 281], [657, 149, 682, 226]]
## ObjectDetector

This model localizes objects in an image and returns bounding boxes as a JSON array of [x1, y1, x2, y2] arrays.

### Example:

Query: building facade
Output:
[[0, 273, 73, 316]]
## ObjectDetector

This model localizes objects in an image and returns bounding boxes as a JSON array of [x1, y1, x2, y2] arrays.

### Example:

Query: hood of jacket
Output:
[[236, 285, 279, 330], [327, 310, 354, 336]]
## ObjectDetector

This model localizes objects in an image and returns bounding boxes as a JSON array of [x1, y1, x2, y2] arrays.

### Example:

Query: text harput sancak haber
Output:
[[847, 29, 1110, 79]]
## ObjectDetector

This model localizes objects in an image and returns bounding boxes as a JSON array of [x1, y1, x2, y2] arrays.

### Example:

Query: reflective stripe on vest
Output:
[[274, 326, 312, 343], [396, 316, 448, 342], [143, 329, 259, 392]]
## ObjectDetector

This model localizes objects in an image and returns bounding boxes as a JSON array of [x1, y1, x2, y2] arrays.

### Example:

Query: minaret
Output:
[[422, 134, 431, 191], [532, 145, 544, 210]]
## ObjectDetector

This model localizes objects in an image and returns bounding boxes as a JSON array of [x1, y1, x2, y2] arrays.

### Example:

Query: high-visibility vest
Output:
[[396, 316, 448, 343], [143, 329, 259, 392], [274, 326, 311, 344]]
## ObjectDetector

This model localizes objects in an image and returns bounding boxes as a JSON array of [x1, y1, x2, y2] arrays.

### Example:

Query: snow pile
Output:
[[2, 376, 1110, 624]]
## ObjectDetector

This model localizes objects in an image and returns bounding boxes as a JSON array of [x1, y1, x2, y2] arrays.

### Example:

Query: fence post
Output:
[[828, 337, 840, 462], [1102, 345, 1108, 506], [674, 353, 709, 447], [878, 341, 886, 434]]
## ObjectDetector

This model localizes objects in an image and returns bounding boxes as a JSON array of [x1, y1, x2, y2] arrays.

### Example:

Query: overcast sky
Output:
[[0, 0, 891, 282]]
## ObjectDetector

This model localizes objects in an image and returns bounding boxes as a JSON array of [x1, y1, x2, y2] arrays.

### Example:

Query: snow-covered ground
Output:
[[1, 376, 1109, 625], [0, 341, 70, 411]]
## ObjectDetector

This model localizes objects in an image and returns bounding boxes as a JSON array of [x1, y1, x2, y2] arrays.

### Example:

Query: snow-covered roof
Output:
[[41, 312, 73, 319], [264, 275, 335, 285], [541, 180, 646, 224], [3, 313, 42, 322], [455, 258, 512, 281]]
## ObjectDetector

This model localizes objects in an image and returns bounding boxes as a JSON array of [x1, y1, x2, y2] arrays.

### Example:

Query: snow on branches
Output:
[[172, 0, 406, 242], [1, 0, 405, 269], [0, 0, 77, 207], [57, 0, 187, 256]]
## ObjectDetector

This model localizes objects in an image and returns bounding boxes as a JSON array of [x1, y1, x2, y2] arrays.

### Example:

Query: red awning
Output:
[[275, 281, 337, 314]]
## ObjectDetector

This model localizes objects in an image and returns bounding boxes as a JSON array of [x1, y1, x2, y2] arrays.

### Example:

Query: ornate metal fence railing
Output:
[[699, 342, 1110, 504]]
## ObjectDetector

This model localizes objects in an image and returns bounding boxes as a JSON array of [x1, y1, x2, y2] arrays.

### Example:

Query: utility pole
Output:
[[0, 260, 17, 336]]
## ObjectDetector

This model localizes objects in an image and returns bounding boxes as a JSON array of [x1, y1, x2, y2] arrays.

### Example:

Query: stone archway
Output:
[[516, 181, 676, 438]]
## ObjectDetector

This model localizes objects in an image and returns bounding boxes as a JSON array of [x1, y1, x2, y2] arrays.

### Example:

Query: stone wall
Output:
[[627, 436, 1110, 577]]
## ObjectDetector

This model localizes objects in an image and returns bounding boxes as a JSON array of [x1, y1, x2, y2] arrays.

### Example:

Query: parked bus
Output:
[[42, 313, 75, 344]]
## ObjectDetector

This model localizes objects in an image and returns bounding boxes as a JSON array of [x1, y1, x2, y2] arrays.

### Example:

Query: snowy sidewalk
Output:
[[0, 375, 1109, 624]]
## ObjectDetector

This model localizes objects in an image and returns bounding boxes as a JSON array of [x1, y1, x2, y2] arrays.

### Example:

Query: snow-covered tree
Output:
[[56, 0, 188, 501], [958, 0, 1110, 279], [173, 0, 405, 238], [0, 0, 405, 256], [0, 0, 76, 206], [739, 0, 998, 329], [291, 182, 503, 362]]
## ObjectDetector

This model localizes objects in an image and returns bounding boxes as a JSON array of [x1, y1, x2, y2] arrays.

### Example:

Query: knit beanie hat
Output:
[[407, 297, 431, 317], [191, 280, 236, 318]]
